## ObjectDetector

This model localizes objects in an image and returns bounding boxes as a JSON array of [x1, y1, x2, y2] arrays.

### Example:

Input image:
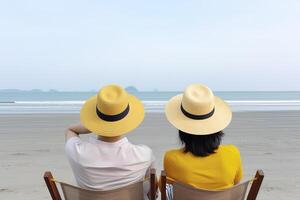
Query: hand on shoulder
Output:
[[65, 123, 91, 141]]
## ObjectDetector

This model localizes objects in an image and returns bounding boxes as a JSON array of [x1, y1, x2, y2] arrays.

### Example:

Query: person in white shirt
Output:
[[65, 84, 155, 199]]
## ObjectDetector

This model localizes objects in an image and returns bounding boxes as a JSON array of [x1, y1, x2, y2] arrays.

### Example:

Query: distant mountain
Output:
[[30, 89, 43, 92], [0, 87, 164, 93], [0, 89, 90, 93], [0, 89, 45, 92], [125, 86, 139, 92], [0, 89, 23, 92]]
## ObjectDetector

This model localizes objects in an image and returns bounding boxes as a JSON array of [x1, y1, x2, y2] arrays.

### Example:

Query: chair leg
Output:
[[44, 171, 62, 200], [161, 171, 167, 200], [150, 168, 157, 200], [247, 170, 264, 200]]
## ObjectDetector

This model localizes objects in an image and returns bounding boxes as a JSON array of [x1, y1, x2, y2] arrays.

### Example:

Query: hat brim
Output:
[[80, 95, 144, 137], [165, 94, 232, 135]]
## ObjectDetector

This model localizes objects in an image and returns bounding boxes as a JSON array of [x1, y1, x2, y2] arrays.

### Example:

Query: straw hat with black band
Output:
[[165, 84, 232, 135], [80, 84, 144, 137]]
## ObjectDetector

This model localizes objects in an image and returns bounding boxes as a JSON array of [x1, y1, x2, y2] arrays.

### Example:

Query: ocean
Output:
[[1, 90, 300, 114]]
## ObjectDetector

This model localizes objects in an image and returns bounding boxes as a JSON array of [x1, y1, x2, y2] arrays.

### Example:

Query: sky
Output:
[[0, 0, 300, 91]]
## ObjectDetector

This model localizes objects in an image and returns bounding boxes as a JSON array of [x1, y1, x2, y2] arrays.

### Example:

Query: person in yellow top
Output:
[[164, 84, 243, 198]]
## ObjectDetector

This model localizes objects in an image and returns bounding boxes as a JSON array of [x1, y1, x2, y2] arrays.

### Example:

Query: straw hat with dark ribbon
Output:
[[80, 84, 144, 137], [165, 84, 232, 135]]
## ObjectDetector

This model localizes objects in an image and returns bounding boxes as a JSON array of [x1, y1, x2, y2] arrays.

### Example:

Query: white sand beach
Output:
[[0, 111, 300, 199]]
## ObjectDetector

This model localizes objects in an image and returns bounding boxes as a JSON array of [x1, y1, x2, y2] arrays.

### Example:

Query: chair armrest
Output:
[[43, 171, 62, 200], [247, 169, 264, 200]]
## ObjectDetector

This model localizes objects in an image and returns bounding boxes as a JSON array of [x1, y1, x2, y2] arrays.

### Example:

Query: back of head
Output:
[[179, 130, 224, 157]]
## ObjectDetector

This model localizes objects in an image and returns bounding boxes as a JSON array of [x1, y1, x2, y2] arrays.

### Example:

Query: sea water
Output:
[[1, 90, 300, 114]]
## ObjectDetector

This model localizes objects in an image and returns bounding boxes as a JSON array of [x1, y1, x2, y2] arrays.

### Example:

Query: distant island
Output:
[[125, 86, 139, 92], [0, 86, 141, 93], [1, 88, 295, 93], [0, 89, 46, 92]]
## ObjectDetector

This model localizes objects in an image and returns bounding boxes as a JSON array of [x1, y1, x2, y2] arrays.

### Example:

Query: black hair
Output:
[[179, 130, 224, 157]]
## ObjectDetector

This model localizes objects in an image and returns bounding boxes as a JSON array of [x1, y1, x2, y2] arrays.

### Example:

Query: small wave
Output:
[[1, 100, 300, 114], [10, 100, 300, 106], [0, 101, 15, 103]]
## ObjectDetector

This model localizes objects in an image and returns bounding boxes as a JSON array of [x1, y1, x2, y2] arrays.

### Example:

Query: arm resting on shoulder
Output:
[[65, 123, 91, 142]]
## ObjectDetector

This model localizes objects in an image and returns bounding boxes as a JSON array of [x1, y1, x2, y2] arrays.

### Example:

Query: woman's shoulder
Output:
[[164, 148, 184, 159], [219, 144, 241, 156], [165, 148, 184, 154], [163, 149, 185, 170]]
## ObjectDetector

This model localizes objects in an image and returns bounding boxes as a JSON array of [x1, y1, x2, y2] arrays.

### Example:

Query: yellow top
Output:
[[164, 145, 243, 190]]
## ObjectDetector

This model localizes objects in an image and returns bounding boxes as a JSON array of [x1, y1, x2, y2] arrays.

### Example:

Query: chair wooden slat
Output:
[[246, 170, 264, 200], [161, 171, 167, 200], [150, 168, 157, 200], [43, 171, 62, 200]]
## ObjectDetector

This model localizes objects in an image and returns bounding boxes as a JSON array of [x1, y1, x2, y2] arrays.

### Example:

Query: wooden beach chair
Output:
[[160, 170, 264, 200], [43, 169, 157, 200]]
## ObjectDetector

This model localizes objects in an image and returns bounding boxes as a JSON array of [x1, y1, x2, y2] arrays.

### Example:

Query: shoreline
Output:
[[2, 100, 300, 114], [1, 109, 300, 115]]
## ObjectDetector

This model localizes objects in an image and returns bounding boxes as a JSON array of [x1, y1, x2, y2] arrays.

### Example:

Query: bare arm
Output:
[[65, 123, 91, 142]]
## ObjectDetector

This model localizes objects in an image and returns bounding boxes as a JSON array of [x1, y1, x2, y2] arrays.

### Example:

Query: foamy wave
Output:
[[228, 100, 300, 104], [9, 100, 300, 105], [1, 100, 300, 114]]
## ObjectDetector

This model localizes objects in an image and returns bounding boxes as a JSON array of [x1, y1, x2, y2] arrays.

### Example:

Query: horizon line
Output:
[[1, 88, 300, 93]]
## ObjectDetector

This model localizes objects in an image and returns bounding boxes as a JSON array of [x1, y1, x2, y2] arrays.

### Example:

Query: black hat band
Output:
[[180, 104, 215, 120], [96, 104, 130, 122]]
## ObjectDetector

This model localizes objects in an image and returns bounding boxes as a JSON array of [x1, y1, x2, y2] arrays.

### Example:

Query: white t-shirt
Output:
[[65, 136, 155, 192]]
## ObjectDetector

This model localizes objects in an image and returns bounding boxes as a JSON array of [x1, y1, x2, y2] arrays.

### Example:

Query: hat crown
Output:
[[181, 84, 215, 115], [97, 85, 129, 115]]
